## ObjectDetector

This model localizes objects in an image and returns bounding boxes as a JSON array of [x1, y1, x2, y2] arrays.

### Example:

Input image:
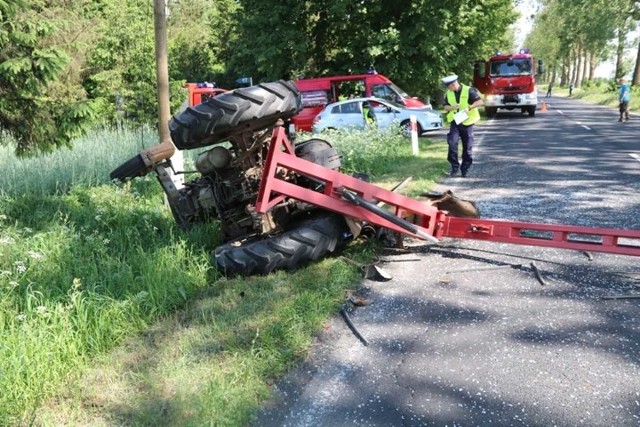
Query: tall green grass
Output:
[[0, 125, 448, 426]]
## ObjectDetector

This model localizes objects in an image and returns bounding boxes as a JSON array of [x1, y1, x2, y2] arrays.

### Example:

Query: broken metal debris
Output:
[[445, 264, 523, 274], [339, 256, 392, 281], [601, 294, 640, 300], [341, 306, 369, 346], [530, 262, 548, 286]]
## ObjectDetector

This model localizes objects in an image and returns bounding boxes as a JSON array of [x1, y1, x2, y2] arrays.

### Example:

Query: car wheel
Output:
[[400, 120, 422, 138]]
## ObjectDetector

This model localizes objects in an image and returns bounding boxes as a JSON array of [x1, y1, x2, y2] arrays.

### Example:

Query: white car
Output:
[[311, 97, 443, 137]]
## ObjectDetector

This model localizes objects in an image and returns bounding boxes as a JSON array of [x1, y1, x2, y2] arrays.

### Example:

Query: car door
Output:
[[337, 101, 366, 130], [369, 101, 399, 130]]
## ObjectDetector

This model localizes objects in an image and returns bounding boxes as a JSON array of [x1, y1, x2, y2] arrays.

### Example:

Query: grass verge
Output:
[[1, 126, 448, 426]]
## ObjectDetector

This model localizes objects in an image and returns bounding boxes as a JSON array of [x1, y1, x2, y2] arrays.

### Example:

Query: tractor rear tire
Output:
[[214, 213, 350, 276], [169, 80, 302, 150]]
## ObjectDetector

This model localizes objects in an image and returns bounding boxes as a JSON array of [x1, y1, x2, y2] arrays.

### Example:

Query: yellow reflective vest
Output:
[[446, 84, 480, 126]]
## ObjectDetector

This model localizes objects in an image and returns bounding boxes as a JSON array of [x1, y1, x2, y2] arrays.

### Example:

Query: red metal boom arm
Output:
[[255, 127, 640, 257]]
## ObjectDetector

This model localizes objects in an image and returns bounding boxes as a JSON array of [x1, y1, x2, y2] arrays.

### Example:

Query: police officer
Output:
[[442, 74, 483, 177]]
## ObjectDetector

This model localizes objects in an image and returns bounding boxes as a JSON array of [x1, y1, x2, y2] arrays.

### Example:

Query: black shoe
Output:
[[618, 118, 623, 122], [450, 168, 459, 177], [461, 170, 468, 177]]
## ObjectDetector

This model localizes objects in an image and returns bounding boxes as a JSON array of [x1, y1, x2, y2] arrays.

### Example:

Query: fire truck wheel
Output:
[[527, 106, 536, 117], [169, 80, 302, 150], [110, 154, 148, 182], [214, 213, 350, 276], [485, 107, 497, 118]]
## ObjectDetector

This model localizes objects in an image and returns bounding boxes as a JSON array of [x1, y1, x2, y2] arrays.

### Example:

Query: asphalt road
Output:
[[254, 95, 640, 426]]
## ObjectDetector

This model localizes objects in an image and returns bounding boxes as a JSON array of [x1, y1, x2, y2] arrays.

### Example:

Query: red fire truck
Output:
[[473, 49, 544, 118], [184, 82, 228, 106]]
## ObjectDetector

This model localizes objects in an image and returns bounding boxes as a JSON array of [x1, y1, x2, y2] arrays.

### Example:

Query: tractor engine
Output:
[[172, 130, 341, 242]]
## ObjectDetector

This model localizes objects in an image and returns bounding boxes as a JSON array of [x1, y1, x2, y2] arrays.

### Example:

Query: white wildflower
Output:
[[22, 227, 33, 234], [0, 236, 15, 245], [102, 238, 110, 245], [28, 251, 44, 260], [1, 270, 12, 278], [16, 313, 26, 322], [14, 261, 26, 273], [0, 214, 7, 220], [36, 305, 47, 314]]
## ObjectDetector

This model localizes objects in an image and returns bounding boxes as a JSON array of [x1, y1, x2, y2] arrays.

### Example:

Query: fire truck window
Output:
[[491, 59, 532, 76], [372, 84, 401, 103]]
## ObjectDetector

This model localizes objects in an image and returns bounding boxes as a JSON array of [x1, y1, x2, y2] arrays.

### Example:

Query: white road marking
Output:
[[630, 153, 640, 162], [557, 110, 564, 115], [581, 125, 591, 130]]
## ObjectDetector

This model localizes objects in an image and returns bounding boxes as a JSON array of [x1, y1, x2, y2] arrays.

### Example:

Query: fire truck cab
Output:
[[473, 49, 544, 118], [185, 82, 227, 106]]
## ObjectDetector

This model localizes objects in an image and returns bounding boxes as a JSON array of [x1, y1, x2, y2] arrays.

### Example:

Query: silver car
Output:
[[311, 97, 443, 137]]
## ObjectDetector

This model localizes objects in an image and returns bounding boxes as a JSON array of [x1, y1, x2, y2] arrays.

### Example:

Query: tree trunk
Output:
[[571, 47, 578, 86], [560, 57, 568, 86], [575, 44, 584, 87], [583, 51, 591, 83], [633, 36, 640, 86], [588, 51, 597, 81], [615, 26, 626, 80]]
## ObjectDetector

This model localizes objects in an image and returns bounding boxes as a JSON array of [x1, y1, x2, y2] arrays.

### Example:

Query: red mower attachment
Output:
[[256, 126, 640, 258]]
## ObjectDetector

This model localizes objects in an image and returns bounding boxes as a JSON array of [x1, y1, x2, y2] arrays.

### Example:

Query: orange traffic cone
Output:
[[541, 101, 548, 112]]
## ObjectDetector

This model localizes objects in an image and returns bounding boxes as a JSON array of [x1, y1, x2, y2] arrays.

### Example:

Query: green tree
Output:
[[82, 0, 160, 125], [0, 0, 98, 156], [226, 0, 517, 101]]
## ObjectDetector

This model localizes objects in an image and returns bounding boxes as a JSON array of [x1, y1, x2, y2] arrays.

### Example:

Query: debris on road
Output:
[[340, 306, 369, 346], [530, 262, 548, 286]]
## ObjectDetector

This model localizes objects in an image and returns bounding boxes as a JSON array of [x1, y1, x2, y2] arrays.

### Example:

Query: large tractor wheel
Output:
[[169, 80, 302, 150], [214, 213, 350, 276]]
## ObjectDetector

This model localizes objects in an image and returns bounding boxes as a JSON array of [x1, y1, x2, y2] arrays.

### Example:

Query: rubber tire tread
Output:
[[169, 80, 302, 150], [110, 154, 148, 181], [214, 214, 349, 276]]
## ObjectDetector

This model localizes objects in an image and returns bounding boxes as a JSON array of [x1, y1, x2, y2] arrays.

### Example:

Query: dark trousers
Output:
[[619, 101, 629, 119], [447, 122, 474, 172]]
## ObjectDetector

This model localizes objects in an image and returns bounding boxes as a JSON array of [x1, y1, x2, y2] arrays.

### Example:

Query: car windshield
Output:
[[489, 58, 532, 76]]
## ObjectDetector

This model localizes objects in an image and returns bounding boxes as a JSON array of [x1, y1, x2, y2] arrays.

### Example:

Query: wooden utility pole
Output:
[[153, 0, 183, 188], [153, 0, 170, 143]]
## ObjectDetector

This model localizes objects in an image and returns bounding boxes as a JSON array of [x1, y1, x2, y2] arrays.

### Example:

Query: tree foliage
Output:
[[0, 0, 98, 155], [526, 0, 640, 84], [227, 0, 517, 99], [1, 0, 638, 156]]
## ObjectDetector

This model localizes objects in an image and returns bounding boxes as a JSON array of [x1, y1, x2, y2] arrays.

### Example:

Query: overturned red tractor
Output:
[[111, 81, 640, 276]]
